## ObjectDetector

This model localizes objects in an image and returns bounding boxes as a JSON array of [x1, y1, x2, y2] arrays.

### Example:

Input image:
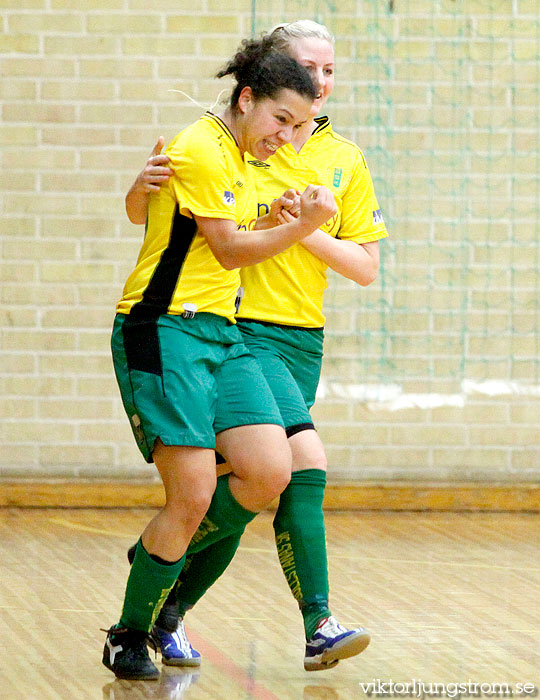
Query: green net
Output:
[[252, 0, 540, 407]]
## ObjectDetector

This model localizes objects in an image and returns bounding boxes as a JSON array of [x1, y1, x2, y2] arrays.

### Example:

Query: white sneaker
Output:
[[304, 616, 370, 671]]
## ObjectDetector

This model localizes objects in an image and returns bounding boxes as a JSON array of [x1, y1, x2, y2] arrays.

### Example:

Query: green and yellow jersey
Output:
[[117, 112, 257, 323], [238, 116, 388, 328]]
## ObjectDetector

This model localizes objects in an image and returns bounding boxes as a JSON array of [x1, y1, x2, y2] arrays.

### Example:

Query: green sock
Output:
[[176, 530, 243, 616], [119, 539, 185, 632], [273, 468, 331, 639], [186, 474, 256, 555]]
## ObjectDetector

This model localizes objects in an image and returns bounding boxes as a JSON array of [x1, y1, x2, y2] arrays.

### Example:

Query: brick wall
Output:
[[1, 1, 539, 482]]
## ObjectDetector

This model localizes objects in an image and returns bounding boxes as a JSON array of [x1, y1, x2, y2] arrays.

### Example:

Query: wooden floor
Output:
[[1, 509, 539, 700]]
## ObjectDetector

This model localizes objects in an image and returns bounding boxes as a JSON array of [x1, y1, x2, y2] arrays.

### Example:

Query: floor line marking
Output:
[[49, 518, 540, 572], [48, 517, 135, 538], [186, 626, 283, 700]]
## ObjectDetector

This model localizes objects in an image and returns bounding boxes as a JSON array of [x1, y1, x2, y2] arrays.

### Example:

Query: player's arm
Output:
[[196, 185, 337, 270], [300, 232, 380, 286], [274, 204, 380, 285], [287, 151, 384, 285], [125, 137, 173, 224]]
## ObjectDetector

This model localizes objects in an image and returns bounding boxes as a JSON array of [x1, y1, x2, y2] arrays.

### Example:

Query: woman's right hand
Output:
[[126, 137, 174, 224], [133, 136, 173, 193]]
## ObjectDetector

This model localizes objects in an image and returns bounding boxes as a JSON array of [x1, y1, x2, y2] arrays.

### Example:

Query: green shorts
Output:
[[112, 313, 283, 462], [236, 319, 324, 436]]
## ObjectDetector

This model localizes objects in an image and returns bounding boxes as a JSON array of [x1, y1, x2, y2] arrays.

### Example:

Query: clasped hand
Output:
[[270, 186, 336, 231]]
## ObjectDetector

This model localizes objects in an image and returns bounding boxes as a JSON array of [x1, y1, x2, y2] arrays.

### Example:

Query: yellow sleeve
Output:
[[166, 131, 238, 221], [338, 150, 388, 243]]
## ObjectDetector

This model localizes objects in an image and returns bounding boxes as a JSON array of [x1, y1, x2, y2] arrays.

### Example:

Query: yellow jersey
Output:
[[117, 113, 257, 323], [238, 117, 388, 328]]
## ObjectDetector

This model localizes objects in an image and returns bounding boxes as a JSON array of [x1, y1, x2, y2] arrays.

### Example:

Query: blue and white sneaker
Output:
[[154, 620, 202, 667], [304, 616, 370, 671]]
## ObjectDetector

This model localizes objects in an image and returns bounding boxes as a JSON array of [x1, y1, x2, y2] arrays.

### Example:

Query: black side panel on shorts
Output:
[[122, 319, 162, 375], [286, 422, 315, 438], [123, 207, 197, 376]]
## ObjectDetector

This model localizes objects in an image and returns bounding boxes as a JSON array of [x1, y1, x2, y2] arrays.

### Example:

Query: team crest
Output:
[[223, 190, 235, 205], [333, 168, 343, 187], [372, 209, 384, 224]]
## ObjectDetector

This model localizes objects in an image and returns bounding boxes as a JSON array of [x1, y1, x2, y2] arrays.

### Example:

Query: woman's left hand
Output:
[[269, 188, 301, 225]]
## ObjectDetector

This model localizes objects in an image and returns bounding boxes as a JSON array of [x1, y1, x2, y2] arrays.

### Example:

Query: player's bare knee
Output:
[[273, 467, 291, 498], [259, 458, 291, 499], [165, 491, 212, 531]]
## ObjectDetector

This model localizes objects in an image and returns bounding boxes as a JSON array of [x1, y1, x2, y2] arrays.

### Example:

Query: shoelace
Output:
[[317, 616, 346, 636], [175, 621, 192, 652]]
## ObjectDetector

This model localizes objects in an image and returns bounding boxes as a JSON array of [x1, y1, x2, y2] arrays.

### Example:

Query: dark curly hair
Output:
[[216, 35, 317, 108]]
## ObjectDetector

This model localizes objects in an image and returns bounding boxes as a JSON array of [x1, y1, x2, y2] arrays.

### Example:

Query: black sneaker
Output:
[[102, 626, 159, 680]]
